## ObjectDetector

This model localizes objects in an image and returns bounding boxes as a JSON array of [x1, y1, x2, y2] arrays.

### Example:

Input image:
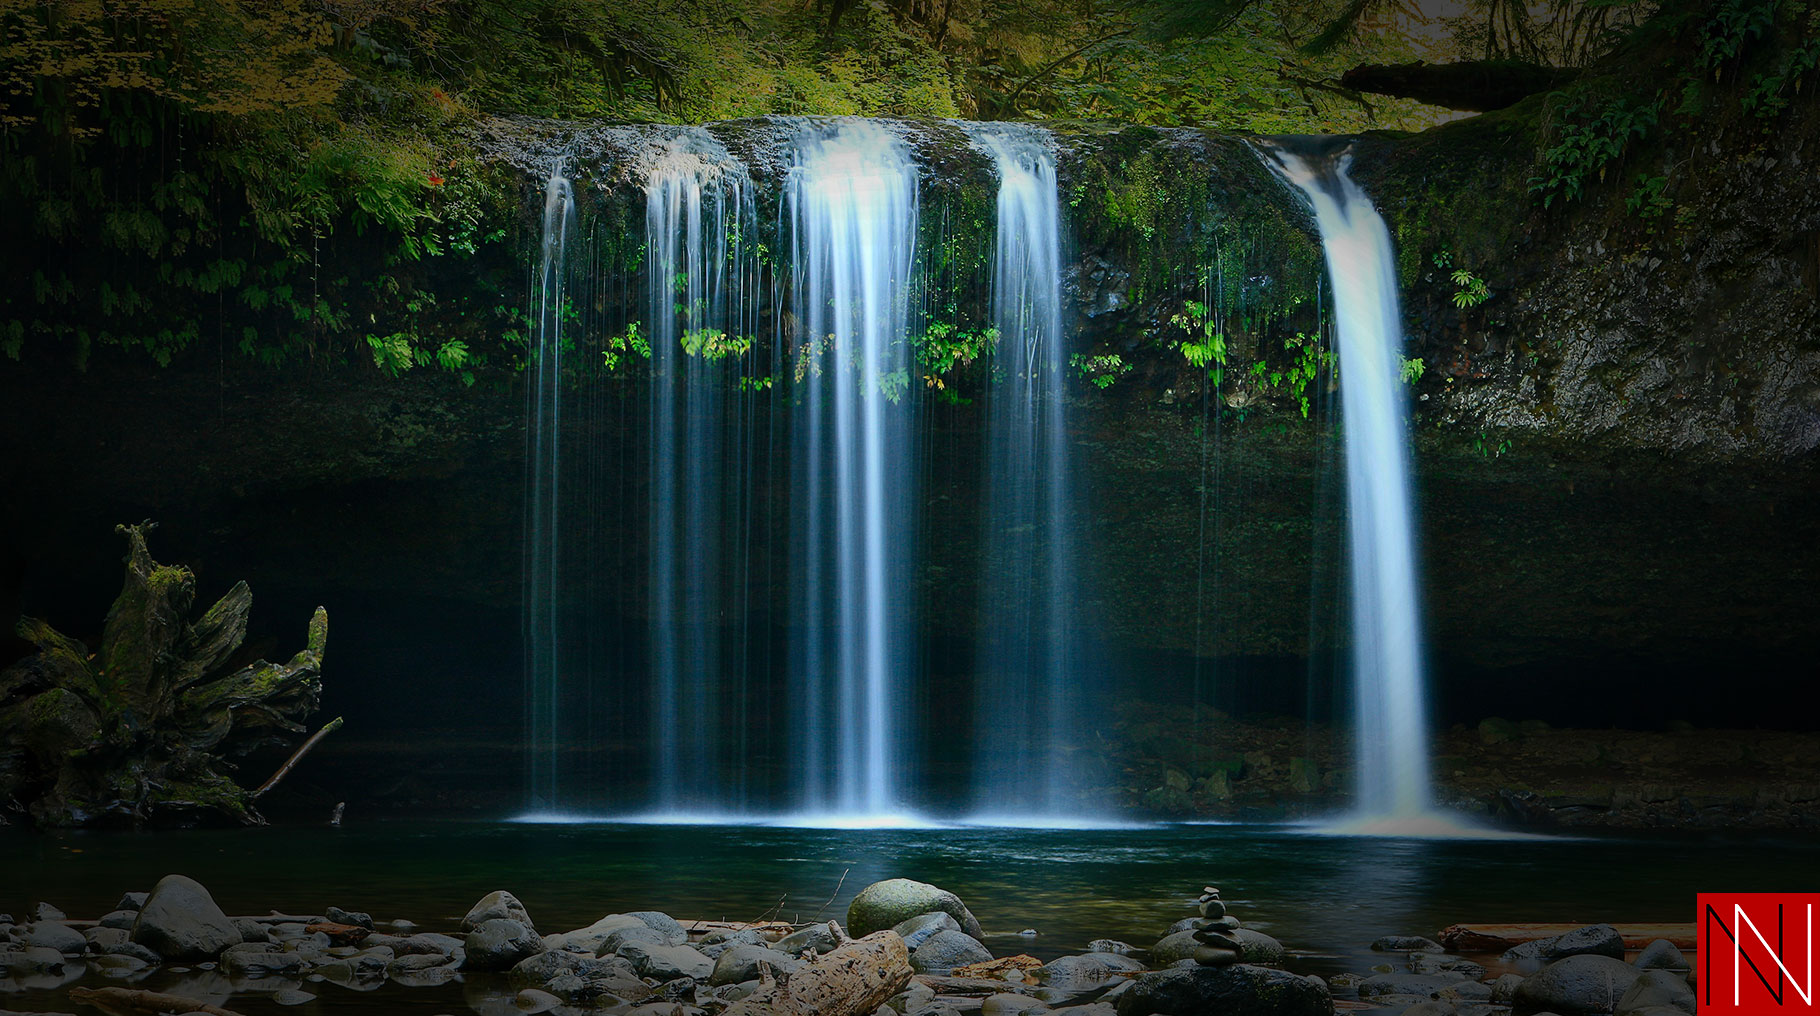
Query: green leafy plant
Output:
[[602, 322, 651, 372], [1528, 94, 1661, 208], [1072, 352, 1132, 390], [1248, 332, 1334, 418], [1401, 357, 1426, 384], [1169, 300, 1228, 385], [1626, 173, 1673, 220]]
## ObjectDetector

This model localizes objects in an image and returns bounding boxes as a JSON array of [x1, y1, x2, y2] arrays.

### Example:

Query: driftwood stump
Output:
[[0, 522, 328, 826], [723, 931, 914, 1016]]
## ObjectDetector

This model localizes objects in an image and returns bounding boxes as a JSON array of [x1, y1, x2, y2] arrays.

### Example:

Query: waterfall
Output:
[[644, 132, 756, 815], [786, 121, 921, 821], [1264, 141, 1436, 826], [965, 123, 1081, 819], [525, 166, 574, 814]]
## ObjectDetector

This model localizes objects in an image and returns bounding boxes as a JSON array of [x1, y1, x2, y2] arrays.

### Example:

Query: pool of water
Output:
[[4, 820, 1813, 1012]]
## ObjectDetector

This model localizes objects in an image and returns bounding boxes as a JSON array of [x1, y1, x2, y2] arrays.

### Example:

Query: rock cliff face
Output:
[[1, 100, 1815, 769]]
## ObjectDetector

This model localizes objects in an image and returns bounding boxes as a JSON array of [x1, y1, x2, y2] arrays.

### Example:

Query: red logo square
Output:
[[1701, 893, 1820, 1014]]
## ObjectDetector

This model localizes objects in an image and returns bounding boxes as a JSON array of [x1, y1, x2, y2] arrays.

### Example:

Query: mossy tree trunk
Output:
[[0, 522, 327, 827]]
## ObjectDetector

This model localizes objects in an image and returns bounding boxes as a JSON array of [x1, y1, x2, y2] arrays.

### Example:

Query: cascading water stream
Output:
[[525, 166, 574, 814], [643, 131, 757, 816], [786, 121, 921, 822], [965, 123, 1081, 819], [1263, 140, 1439, 830]]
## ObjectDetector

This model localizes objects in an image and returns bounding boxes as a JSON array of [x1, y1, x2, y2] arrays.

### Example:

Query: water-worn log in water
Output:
[[0, 522, 328, 826]]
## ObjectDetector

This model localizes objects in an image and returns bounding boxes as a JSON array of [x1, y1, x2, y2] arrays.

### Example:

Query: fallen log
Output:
[[1339, 59, 1580, 111], [253, 716, 343, 798], [724, 931, 913, 1016], [1439, 923, 1696, 952], [682, 918, 798, 938], [69, 986, 247, 1016]]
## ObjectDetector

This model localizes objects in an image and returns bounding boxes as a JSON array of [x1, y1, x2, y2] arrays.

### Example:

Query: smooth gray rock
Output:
[[116, 892, 149, 912], [1037, 952, 1146, 991], [1632, 940, 1691, 972], [326, 907, 373, 930], [710, 943, 801, 985], [848, 879, 984, 939], [131, 874, 242, 961], [86, 926, 129, 949], [26, 922, 87, 956], [1616, 969, 1694, 1016], [910, 930, 993, 974], [33, 903, 65, 922], [233, 918, 270, 943], [774, 922, 842, 958], [981, 992, 1052, 1015], [628, 911, 688, 946], [1375, 936, 1446, 953], [1412, 953, 1488, 978], [463, 918, 544, 971], [601, 923, 670, 954], [98, 910, 138, 930], [547, 914, 646, 954], [1360, 973, 1471, 999], [1150, 930, 1201, 966], [1115, 963, 1332, 1016], [1506, 925, 1627, 966], [618, 940, 713, 982], [90, 953, 150, 976], [0, 947, 67, 974], [1087, 939, 1144, 956], [103, 940, 162, 965], [895, 912, 963, 951], [1492, 973, 1526, 1003], [1234, 928, 1288, 966], [463, 890, 536, 934], [1514, 955, 1642, 1016], [222, 943, 307, 977]]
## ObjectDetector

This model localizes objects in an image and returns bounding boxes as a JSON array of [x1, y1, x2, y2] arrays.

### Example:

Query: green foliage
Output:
[[1432, 250, 1491, 308], [601, 322, 651, 372], [1699, 0, 1777, 72], [1247, 331, 1334, 418], [1527, 91, 1660, 208], [1400, 356, 1426, 384], [1625, 173, 1673, 220], [1170, 299, 1229, 385], [1072, 352, 1133, 390], [680, 327, 752, 361]]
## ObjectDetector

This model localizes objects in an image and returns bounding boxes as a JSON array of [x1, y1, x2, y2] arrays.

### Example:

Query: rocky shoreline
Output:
[[1, 873, 1695, 1016]]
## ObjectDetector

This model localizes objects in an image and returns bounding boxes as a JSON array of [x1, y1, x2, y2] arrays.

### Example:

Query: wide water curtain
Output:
[[968, 124, 1079, 817], [788, 122, 921, 819], [526, 166, 573, 814], [646, 133, 753, 814], [1269, 145, 1433, 820]]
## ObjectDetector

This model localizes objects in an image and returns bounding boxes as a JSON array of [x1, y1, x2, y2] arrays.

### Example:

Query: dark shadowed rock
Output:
[[1039, 952, 1147, 991], [895, 912, 963, 951], [1632, 941, 1690, 972], [1116, 963, 1332, 1016], [710, 943, 802, 985], [1505, 925, 1626, 966], [910, 930, 993, 974], [463, 918, 544, 971], [1616, 969, 1694, 1016], [1514, 955, 1642, 1016], [463, 891, 536, 934], [131, 874, 241, 961], [24, 922, 86, 956]]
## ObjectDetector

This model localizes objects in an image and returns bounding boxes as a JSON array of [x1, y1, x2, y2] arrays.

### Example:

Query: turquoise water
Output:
[[3, 821, 1814, 1012]]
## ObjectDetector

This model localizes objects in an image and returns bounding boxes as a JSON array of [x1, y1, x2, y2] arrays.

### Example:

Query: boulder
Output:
[[1150, 930, 1200, 966], [1632, 940, 1690, 972], [1116, 963, 1332, 1016], [85, 927, 129, 949], [463, 890, 536, 934], [509, 949, 649, 999], [546, 914, 648, 954], [1616, 969, 1694, 1016], [326, 907, 374, 930], [981, 992, 1052, 1015], [628, 911, 688, 946], [24, 922, 87, 956], [221, 943, 307, 977], [1038, 952, 1147, 991], [102, 941, 162, 965], [1514, 955, 1642, 1016], [1505, 925, 1627, 966], [131, 874, 242, 961], [601, 923, 671, 954], [1360, 973, 1471, 998], [1235, 928, 1287, 965], [710, 943, 802, 985], [463, 918, 544, 971], [619, 940, 713, 982], [848, 879, 983, 939], [910, 930, 993, 974], [895, 912, 963, 951], [774, 921, 842, 957], [98, 911, 137, 930], [115, 892, 149, 912]]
